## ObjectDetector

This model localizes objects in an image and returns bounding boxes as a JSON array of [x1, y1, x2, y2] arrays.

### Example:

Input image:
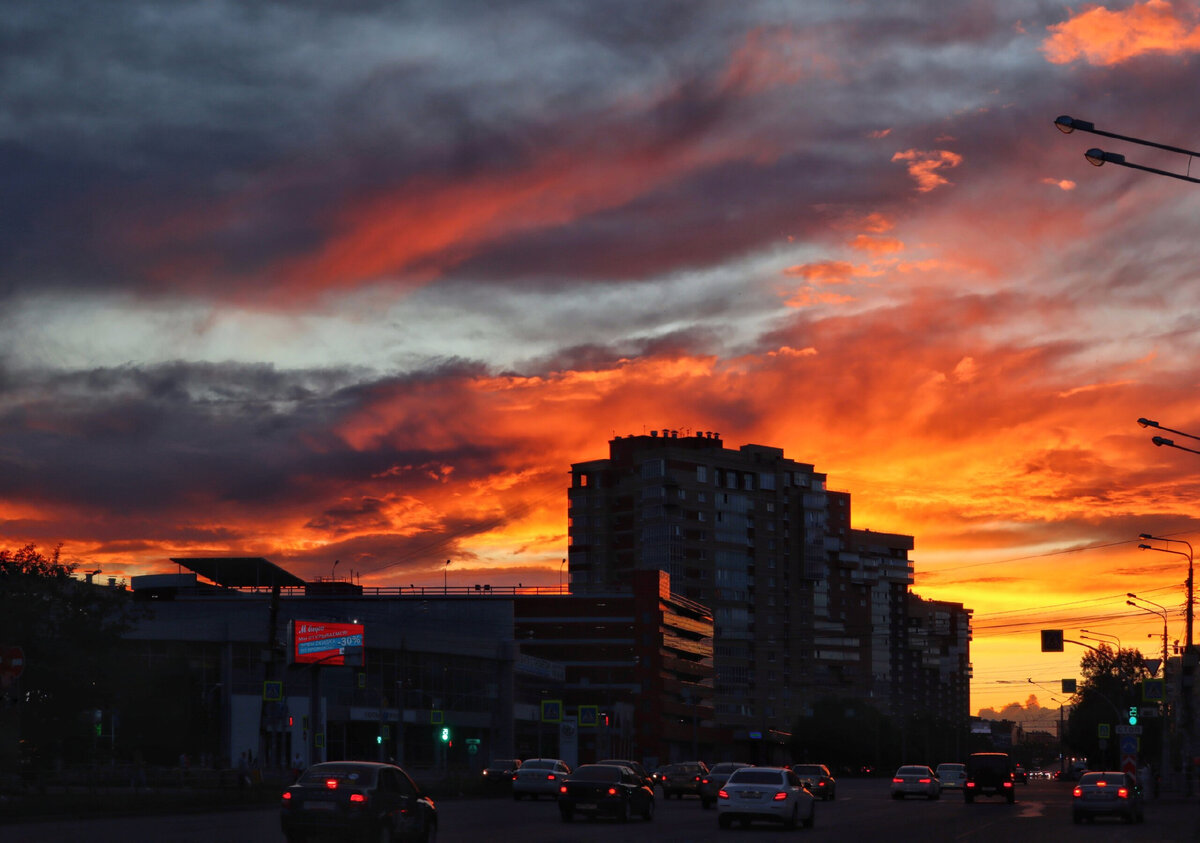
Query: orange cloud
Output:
[[1043, 177, 1076, 190], [892, 149, 964, 192], [1042, 0, 1200, 65], [847, 234, 905, 254]]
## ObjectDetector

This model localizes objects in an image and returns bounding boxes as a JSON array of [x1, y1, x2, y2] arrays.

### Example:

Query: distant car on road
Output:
[[597, 759, 655, 790], [1072, 770, 1145, 824], [558, 763, 656, 823], [964, 752, 1015, 804], [891, 765, 941, 800], [512, 757, 571, 800], [717, 766, 815, 830], [481, 758, 520, 791], [701, 762, 754, 809], [659, 761, 708, 799], [790, 763, 836, 800], [935, 762, 966, 789], [1014, 764, 1028, 783], [279, 760, 437, 843]]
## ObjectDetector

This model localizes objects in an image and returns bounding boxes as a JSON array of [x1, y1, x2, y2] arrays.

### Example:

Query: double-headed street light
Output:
[[1138, 418, 1200, 456], [1126, 593, 1169, 672], [1080, 629, 1121, 650], [1138, 535, 1195, 652], [1055, 115, 1200, 185]]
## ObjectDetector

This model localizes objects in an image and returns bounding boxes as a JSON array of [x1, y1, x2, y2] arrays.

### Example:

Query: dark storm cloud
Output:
[[0, 358, 506, 521]]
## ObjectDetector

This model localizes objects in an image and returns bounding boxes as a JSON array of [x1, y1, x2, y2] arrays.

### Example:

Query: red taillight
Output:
[[546, 774, 557, 781], [1072, 787, 1083, 797], [817, 781, 826, 788], [1002, 781, 1012, 788], [892, 778, 903, 784], [559, 785, 567, 794], [1117, 787, 1129, 799], [282, 791, 292, 801], [349, 793, 366, 803], [512, 774, 518, 781], [718, 788, 729, 800], [918, 778, 931, 784], [325, 779, 339, 790], [607, 787, 617, 796], [773, 791, 788, 801], [1096, 780, 1107, 788], [966, 781, 975, 788], [702, 778, 711, 785]]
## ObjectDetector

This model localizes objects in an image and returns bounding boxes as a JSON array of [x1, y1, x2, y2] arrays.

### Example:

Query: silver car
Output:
[[1072, 771, 1144, 824], [717, 766, 815, 830], [891, 765, 941, 800], [935, 762, 966, 789], [512, 757, 571, 800]]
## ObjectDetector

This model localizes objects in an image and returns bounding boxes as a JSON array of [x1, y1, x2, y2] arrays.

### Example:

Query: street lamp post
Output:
[[1054, 116, 1200, 185], [560, 558, 566, 593], [1138, 536, 1196, 795], [1128, 593, 1171, 790], [444, 559, 450, 594]]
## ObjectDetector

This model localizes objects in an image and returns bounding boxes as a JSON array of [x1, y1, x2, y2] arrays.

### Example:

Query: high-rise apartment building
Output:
[[568, 430, 969, 757]]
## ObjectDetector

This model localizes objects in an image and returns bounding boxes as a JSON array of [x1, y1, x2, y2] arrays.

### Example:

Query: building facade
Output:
[[568, 430, 971, 754]]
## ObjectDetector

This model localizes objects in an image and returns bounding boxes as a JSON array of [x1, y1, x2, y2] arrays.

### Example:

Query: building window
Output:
[[697, 466, 707, 483]]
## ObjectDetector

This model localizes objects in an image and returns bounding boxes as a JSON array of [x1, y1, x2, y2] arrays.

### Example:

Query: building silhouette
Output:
[[568, 430, 970, 760]]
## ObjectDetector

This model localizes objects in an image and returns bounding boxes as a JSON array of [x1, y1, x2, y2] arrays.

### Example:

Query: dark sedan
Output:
[[791, 762, 837, 800], [558, 763, 656, 823], [280, 761, 437, 843]]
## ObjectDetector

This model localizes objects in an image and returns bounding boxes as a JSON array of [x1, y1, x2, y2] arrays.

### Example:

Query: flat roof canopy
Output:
[[170, 556, 305, 589]]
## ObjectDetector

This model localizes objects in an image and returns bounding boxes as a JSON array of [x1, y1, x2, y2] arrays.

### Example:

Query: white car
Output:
[[717, 766, 815, 830], [935, 762, 967, 789], [512, 758, 571, 800], [891, 765, 941, 800]]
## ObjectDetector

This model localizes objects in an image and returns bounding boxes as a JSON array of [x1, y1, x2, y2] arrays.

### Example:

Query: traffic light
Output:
[[1127, 706, 1138, 726], [440, 726, 451, 742]]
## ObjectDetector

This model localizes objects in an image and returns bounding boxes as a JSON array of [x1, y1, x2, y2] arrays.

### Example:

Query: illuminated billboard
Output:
[[291, 620, 365, 666]]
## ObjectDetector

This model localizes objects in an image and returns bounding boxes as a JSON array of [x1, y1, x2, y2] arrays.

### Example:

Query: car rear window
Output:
[[729, 770, 784, 785], [523, 760, 556, 770], [793, 766, 824, 776], [712, 763, 747, 773], [573, 766, 621, 782]]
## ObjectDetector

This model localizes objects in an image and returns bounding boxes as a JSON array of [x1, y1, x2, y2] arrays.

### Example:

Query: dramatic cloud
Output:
[[4, 0, 1200, 717]]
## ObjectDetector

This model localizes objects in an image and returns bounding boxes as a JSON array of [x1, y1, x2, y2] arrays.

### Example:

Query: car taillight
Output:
[[1002, 781, 1012, 788], [326, 779, 339, 789], [1073, 785, 1083, 796], [718, 788, 729, 799], [281, 791, 292, 801], [1117, 787, 1129, 799], [607, 787, 618, 796], [1096, 780, 1107, 787], [546, 774, 557, 781], [559, 785, 567, 794], [966, 781, 975, 788], [892, 778, 903, 784], [349, 793, 366, 804], [817, 781, 825, 788], [918, 778, 931, 784], [702, 778, 711, 785], [773, 792, 788, 801]]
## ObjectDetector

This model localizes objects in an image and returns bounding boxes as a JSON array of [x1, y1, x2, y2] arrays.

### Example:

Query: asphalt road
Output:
[[4, 778, 1198, 843]]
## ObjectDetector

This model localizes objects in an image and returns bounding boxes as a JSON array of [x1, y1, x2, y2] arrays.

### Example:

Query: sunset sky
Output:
[[4, 1, 1200, 717]]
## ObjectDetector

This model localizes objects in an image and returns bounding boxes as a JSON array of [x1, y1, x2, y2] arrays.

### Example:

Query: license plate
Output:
[[578, 803, 597, 810], [304, 801, 336, 811], [740, 792, 760, 799]]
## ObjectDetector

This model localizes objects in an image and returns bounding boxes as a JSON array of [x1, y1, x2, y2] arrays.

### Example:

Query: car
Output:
[[481, 758, 520, 790], [935, 762, 967, 789], [512, 757, 571, 800], [659, 761, 708, 799], [701, 762, 754, 808], [891, 765, 941, 800], [964, 752, 1015, 803], [1072, 770, 1145, 824], [597, 759, 655, 790], [717, 766, 815, 830], [1014, 763, 1028, 783], [790, 763, 836, 800], [280, 760, 437, 843], [558, 763, 656, 822]]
